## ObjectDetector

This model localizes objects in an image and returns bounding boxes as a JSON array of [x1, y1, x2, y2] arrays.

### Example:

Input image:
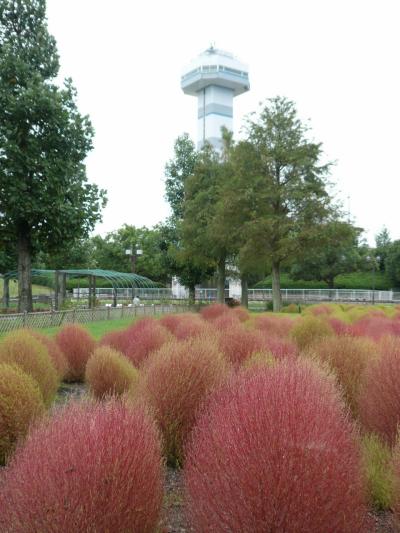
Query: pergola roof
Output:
[[3, 269, 157, 289]]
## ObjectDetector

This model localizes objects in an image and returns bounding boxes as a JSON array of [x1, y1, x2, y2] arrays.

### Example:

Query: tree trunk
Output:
[[217, 256, 226, 304], [327, 277, 335, 290], [17, 224, 33, 313], [271, 260, 282, 312], [3, 277, 10, 308], [188, 284, 196, 305], [241, 275, 248, 308]]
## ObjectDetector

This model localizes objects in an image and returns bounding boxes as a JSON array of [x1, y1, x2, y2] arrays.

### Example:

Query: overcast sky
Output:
[[46, 0, 400, 245]]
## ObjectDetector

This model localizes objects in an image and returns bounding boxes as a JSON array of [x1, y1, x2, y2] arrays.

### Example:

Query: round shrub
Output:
[[139, 337, 229, 466], [55, 324, 96, 382], [200, 303, 229, 321], [159, 313, 200, 335], [184, 360, 369, 533], [391, 437, 400, 522], [212, 312, 241, 330], [85, 346, 139, 399], [261, 334, 299, 361], [0, 330, 59, 406], [306, 336, 375, 415], [350, 315, 400, 341], [0, 364, 45, 465], [0, 400, 163, 532], [174, 314, 211, 341], [231, 306, 250, 322], [358, 336, 400, 446], [31, 331, 69, 380], [123, 318, 171, 367], [217, 326, 265, 368], [252, 314, 295, 338], [99, 328, 130, 354], [291, 316, 334, 350]]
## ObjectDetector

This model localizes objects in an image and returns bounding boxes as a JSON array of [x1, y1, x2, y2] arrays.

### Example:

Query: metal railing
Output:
[[247, 288, 400, 304], [0, 303, 195, 334]]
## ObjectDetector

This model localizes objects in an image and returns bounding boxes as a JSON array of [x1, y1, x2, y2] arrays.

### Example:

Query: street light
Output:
[[125, 248, 143, 273], [366, 255, 380, 305]]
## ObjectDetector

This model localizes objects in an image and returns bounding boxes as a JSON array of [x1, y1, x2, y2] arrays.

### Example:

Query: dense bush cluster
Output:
[[3, 302, 400, 528]]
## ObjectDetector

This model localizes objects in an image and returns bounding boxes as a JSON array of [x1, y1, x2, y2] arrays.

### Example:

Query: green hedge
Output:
[[253, 272, 393, 291]]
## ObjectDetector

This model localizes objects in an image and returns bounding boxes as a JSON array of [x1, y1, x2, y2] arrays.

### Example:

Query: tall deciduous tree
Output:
[[241, 97, 332, 311], [0, 0, 106, 311]]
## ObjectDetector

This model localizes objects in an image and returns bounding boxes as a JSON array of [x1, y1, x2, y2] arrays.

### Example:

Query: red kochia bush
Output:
[[173, 315, 211, 341], [261, 334, 299, 361], [139, 337, 229, 465], [185, 361, 369, 533], [217, 326, 265, 368], [231, 306, 250, 322], [350, 316, 400, 341], [55, 324, 96, 382], [200, 303, 229, 321], [159, 313, 199, 335], [123, 319, 170, 367], [253, 314, 295, 338], [358, 336, 400, 446], [0, 400, 163, 533]]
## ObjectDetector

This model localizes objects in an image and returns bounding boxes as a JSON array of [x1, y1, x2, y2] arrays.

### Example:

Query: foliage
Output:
[[0, 363, 44, 465], [184, 361, 369, 532], [123, 318, 171, 367], [358, 336, 400, 446], [0, 400, 163, 532], [85, 346, 139, 399], [55, 324, 96, 382], [291, 316, 334, 350], [361, 433, 394, 510], [217, 325, 266, 368], [0, 0, 106, 311], [138, 336, 229, 466], [290, 219, 363, 288], [200, 302, 229, 321], [165, 133, 198, 219], [252, 313, 296, 337], [385, 240, 400, 288], [30, 331, 69, 380], [305, 336, 375, 414], [0, 330, 58, 406], [375, 227, 392, 273]]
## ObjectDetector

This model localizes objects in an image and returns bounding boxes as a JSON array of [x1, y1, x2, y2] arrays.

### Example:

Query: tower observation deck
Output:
[[181, 46, 250, 149]]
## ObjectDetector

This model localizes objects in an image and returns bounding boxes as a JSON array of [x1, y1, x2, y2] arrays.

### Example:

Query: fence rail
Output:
[[0, 303, 194, 334]]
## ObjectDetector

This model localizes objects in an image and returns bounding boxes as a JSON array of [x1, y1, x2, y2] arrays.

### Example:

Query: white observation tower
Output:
[[181, 46, 250, 150]]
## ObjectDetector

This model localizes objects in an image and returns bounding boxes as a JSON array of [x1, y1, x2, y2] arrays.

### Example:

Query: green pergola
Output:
[[2, 269, 157, 309]]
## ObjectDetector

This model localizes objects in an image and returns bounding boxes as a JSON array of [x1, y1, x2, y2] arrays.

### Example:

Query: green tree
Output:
[[385, 240, 400, 288], [183, 141, 236, 303], [290, 220, 363, 288], [0, 0, 106, 311], [164, 134, 214, 301], [375, 227, 391, 273], [240, 97, 332, 311], [165, 134, 198, 219]]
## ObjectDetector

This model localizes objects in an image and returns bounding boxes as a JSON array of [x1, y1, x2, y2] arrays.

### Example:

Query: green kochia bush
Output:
[[362, 433, 394, 510], [184, 360, 370, 532], [85, 346, 139, 399], [0, 400, 164, 532], [0, 330, 59, 406], [0, 364, 45, 465]]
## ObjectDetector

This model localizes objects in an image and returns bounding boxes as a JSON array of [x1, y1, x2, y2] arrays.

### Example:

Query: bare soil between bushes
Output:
[[2, 383, 387, 532]]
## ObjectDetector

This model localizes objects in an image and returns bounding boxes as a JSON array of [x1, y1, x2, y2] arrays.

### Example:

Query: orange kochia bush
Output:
[[184, 360, 369, 533], [0, 400, 163, 533], [138, 336, 230, 466], [55, 324, 96, 382]]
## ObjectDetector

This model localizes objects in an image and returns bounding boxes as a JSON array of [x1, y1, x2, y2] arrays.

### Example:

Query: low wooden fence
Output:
[[0, 304, 195, 334]]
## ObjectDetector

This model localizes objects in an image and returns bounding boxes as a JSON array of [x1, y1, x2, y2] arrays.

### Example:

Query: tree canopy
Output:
[[0, 0, 106, 311]]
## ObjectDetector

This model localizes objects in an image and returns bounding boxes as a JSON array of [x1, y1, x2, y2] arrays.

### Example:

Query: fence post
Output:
[[73, 307, 76, 323], [107, 306, 111, 320]]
